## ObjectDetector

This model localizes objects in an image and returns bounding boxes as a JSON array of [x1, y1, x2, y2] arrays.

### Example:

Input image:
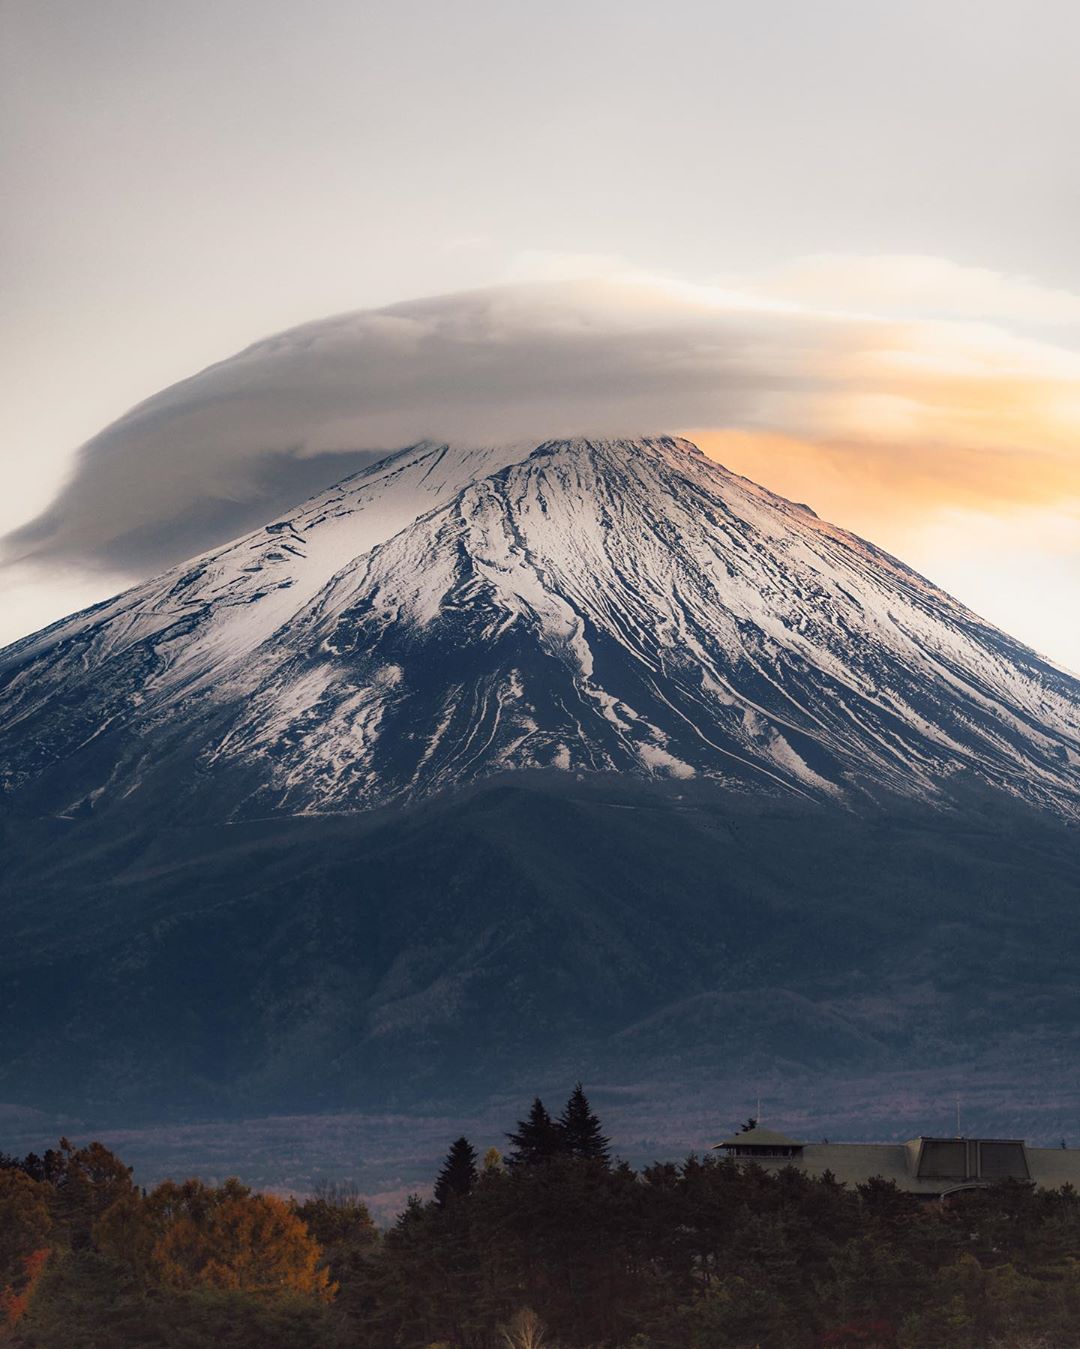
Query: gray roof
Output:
[[711, 1140, 1080, 1194], [715, 1126, 804, 1149], [797, 1143, 941, 1193], [1026, 1148, 1080, 1190]]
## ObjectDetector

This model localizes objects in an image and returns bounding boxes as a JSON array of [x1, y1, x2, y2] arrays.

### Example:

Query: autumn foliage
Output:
[[145, 1180, 332, 1297], [0, 1251, 50, 1331], [6, 1092, 1080, 1347], [0, 1142, 338, 1348], [0, 1166, 52, 1332]]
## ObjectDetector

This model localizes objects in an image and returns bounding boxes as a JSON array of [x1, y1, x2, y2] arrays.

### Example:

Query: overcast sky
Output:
[[2, 0, 1078, 668]]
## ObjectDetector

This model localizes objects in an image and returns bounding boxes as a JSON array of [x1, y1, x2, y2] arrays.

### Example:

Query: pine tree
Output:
[[558, 1084, 610, 1164], [433, 1137, 477, 1207], [505, 1099, 563, 1167]]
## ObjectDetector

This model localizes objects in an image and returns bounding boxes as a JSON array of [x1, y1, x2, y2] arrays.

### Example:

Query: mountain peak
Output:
[[529, 434, 705, 459], [1, 435, 1078, 821]]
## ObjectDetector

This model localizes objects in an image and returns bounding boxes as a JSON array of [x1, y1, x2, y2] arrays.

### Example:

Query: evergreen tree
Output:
[[433, 1137, 477, 1207], [558, 1084, 610, 1164], [13, 1121, 1080, 1348], [506, 1099, 563, 1168]]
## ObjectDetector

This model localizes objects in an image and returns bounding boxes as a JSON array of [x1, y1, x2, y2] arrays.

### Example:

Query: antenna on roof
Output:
[[955, 1092, 961, 1138]]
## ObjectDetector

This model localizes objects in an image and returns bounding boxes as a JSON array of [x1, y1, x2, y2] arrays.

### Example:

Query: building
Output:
[[712, 1125, 1080, 1198]]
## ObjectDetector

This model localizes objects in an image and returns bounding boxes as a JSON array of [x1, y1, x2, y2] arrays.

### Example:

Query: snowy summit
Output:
[[1, 436, 1078, 820]]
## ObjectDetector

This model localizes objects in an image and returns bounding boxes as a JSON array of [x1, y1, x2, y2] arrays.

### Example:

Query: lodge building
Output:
[[712, 1125, 1080, 1198]]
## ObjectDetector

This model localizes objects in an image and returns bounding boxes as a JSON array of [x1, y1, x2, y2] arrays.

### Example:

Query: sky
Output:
[[2, 0, 1078, 669]]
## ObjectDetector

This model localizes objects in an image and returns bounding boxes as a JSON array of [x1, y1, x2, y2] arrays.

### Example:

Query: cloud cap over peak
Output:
[[0, 274, 905, 572], [5, 267, 1079, 661]]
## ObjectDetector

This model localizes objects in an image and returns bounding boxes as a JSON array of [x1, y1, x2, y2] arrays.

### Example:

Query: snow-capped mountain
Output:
[[2, 436, 1078, 820]]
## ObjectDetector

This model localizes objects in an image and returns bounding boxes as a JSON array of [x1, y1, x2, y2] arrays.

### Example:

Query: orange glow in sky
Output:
[[688, 426, 1079, 674]]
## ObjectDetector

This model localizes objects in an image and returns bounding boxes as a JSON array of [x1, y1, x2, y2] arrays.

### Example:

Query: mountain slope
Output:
[[1, 436, 1078, 820], [2, 776, 1078, 1118]]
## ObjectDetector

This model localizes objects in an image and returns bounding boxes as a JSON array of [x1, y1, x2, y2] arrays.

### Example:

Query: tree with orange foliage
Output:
[[0, 1168, 52, 1332], [0, 1249, 50, 1331], [0, 1168, 51, 1284], [103, 1177, 334, 1301], [46, 1138, 135, 1249]]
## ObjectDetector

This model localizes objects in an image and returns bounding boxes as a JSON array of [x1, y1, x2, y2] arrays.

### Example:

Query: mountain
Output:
[[2, 436, 1078, 823], [2, 774, 1080, 1127], [1, 436, 1079, 1148]]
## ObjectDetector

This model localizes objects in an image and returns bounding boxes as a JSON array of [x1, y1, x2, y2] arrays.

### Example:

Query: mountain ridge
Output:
[[1, 434, 1078, 821]]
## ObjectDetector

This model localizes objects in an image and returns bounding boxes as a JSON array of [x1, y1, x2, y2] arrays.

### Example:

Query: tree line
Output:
[[4, 1086, 1080, 1347]]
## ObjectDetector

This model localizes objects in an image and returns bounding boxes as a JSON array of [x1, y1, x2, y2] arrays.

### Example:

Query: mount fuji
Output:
[[2, 435, 1079, 1134], [2, 435, 1078, 823]]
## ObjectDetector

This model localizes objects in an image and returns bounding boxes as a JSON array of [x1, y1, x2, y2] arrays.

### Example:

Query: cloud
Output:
[[0, 275, 845, 570], [3, 264, 1079, 667], [751, 253, 1080, 328], [9, 267, 1080, 570]]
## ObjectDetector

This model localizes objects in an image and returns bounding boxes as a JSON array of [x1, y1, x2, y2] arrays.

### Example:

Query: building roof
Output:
[[797, 1143, 941, 1193], [715, 1126, 804, 1149], [1026, 1148, 1080, 1190], [710, 1138, 1080, 1195]]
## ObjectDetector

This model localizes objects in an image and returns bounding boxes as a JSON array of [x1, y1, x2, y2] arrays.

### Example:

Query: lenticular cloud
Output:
[[5, 271, 1079, 576]]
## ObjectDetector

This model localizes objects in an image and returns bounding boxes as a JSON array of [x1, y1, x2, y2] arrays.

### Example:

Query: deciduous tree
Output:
[[102, 1177, 335, 1301]]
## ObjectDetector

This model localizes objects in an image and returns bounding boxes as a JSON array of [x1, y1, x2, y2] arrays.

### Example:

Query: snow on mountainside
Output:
[[1, 436, 1078, 819]]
